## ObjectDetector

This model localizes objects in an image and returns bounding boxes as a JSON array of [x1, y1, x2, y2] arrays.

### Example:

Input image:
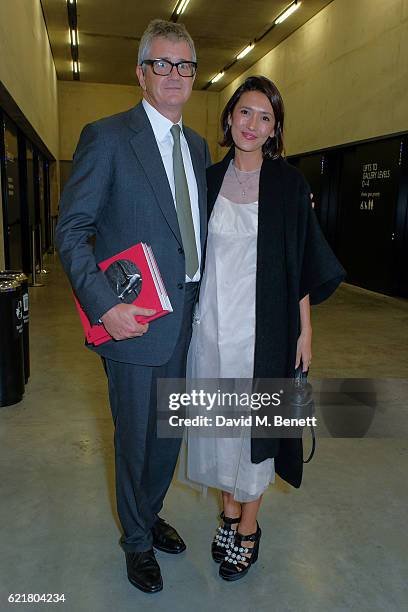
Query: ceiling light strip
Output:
[[171, 0, 192, 22], [275, 1, 301, 25], [177, 0, 191, 15], [66, 0, 80, 80], [203, 0, 302, 89], [211, 71, 224, 84], [236, 44, 254, 60]]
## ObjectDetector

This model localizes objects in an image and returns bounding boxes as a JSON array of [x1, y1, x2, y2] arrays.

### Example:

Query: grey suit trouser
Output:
[[103, 282, 198, 553]]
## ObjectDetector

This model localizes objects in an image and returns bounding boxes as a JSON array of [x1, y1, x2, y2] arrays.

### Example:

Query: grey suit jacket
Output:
[[56, 102, 210, 366]]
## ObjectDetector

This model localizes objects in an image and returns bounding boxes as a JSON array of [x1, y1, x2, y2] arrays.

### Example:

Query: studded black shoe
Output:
[[211, 512, 241, 563], [219, 522, 261, 581]]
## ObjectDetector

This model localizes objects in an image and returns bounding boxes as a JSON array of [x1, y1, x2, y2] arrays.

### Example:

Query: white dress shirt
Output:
[[142, 99, 201, 282]]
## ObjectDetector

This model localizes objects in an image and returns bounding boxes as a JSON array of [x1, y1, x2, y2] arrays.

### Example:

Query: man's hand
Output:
[[310, 193, 315, 209], [101, 303, 156, 341]]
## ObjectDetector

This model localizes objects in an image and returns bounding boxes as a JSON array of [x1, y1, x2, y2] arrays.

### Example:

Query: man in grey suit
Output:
[[56, 20, 210, 593]]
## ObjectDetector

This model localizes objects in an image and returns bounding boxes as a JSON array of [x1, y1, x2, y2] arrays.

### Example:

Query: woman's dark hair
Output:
[[220, 75, 285, 159]]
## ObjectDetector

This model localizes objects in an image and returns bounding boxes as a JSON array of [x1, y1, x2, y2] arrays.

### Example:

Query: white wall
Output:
[[219, 0, 408, 156]]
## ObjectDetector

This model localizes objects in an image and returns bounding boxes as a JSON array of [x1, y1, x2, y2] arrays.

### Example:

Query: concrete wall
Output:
[[58, 81, 220, 162], [0, 0, 59, 258], [0, 1, 59, 158], [219, 0, 408, 156]]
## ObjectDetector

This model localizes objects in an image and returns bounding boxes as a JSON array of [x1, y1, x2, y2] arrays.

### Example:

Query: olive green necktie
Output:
[[170, 124, 199, 279]]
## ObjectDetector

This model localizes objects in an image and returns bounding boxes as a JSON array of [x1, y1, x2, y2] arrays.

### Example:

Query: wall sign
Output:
[[360, 162, 391, 211]]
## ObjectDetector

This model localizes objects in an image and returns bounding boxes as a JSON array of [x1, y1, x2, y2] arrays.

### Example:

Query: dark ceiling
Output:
[[41, 0, 333, 91]]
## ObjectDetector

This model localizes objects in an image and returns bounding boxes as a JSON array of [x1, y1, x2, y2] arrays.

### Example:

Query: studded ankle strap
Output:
[[234, 523, 261, 544], [220, 511, 241, 525]]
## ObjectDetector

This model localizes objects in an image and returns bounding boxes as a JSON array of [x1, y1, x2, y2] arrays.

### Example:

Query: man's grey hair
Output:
[[137, 19, 196, 68]]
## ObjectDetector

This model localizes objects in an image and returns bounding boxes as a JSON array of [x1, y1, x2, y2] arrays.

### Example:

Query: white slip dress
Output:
[[185, 161, 275, 502]]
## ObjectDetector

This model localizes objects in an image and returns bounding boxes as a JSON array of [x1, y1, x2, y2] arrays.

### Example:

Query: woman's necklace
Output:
[[232, 161, 261, 199]]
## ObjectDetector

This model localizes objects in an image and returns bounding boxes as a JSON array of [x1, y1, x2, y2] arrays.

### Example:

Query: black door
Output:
[[38, 154, 46, 255], [336, 138, 402, 295], [1, 114, 22, 270], [25, 141, 37, 275], [32, 150, 42, 268], [394, 137, 408, 297], [289, 152, 342, 253], [296, 154, 324, 221], [42, 159, 51, 252]]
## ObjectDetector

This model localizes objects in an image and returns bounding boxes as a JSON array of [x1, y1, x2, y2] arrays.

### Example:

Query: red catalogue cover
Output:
[[73, 243, 173, 346]]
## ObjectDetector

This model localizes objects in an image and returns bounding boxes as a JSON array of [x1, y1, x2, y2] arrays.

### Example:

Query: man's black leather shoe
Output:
[[152, 517, 186, 554], [125, 549, 163, 593]]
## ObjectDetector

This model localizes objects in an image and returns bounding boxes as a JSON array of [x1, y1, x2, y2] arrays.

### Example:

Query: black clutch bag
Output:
[[291, 365, 316, 463]]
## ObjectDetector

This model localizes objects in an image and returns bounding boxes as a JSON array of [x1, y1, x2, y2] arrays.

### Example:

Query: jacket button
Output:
[[177, 283, 184, 290], [178, 247, 184, 254]]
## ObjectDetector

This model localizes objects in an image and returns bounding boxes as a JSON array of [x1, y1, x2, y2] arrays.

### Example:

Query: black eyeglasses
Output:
[[142, 59, 197, 77]]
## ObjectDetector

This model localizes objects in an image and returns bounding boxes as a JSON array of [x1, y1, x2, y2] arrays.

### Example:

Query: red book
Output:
[[73, 243, 173, 345]]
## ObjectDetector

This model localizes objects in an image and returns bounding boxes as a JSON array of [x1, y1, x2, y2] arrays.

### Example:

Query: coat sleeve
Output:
[[298, 180, 346, 305], [56, 123, 122, 324]]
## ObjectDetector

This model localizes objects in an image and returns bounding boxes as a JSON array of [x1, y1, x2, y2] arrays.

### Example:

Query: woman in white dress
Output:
[[186, 76, 344, 581]]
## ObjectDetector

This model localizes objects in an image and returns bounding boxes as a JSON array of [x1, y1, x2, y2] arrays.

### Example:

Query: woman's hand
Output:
[[296, 326, 312, 372]]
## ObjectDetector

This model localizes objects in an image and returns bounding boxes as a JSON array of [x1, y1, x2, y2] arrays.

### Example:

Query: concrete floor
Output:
[[0, 256, 407, 612]]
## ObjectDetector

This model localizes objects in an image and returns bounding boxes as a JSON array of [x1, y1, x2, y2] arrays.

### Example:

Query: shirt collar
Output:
[[142, 99, 183, 143]]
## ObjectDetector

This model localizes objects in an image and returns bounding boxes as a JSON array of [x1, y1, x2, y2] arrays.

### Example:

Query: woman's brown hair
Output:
[[220, 75, 285, 159]]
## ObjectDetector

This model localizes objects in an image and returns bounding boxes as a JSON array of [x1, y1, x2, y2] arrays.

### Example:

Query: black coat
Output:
[[207, 149, 345, 488]]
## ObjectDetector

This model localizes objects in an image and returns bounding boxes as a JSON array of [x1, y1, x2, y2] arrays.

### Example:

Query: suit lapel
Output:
[[183, 128, 207, 254], [127, 104, 182, 246]]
